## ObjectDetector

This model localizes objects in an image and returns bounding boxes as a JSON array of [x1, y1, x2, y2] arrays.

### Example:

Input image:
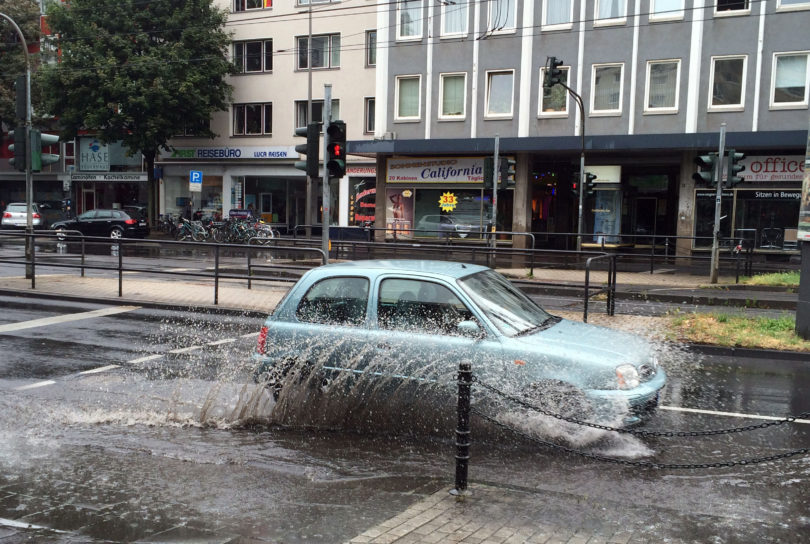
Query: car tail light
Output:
[[124, 219, 137, 225], [32, 213, 41, 219], [2, 212, 10, 219], [257, 326, 268, 355]]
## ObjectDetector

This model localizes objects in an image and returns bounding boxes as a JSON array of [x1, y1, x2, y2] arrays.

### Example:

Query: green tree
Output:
[[0, 0, 41, 132], [39, 0, 235, 223]]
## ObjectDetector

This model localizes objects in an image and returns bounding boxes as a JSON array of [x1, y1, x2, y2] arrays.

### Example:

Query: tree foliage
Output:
[[0, 0, 41, 131], [38, 0, 235, 219]]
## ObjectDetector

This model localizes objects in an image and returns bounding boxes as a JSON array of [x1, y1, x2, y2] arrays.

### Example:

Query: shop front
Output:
[[383, 157, 498, 239], [692, 154, 804, 252]]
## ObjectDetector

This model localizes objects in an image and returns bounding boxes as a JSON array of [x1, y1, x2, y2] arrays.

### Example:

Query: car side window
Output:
[[78, 211, 95, 220], [377, 278, 475, 335], [296, 276, 369, 326], [96, 210, 113, 219]]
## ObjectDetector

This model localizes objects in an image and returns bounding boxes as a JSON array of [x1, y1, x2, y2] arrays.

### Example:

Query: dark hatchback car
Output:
[[51, 209, 150, 239]]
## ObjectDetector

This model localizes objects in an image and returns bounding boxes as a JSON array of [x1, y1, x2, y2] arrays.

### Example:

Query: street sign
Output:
[[189, 170, 203, 192]]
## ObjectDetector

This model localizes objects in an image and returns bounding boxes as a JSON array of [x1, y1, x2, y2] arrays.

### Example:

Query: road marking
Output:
[[128, 354, 163, 364], [14, 380, 56, 391], [207, 338, 236, 346], [0, 306, 141, 334], [169, 345, 203, 354], [0, 517, 67, 533], [241, 332, 258, 338], [79, 364, 120, 375], [660, 405, 810, 425]]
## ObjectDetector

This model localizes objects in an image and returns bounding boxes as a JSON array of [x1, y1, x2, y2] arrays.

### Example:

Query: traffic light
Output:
[[483, 157, 494, 190], [326, 120, 347, 178], [30, 130, 60, 172], [584, 172, 597, 196], [544, 56, 564, 89], [726, 149, 745, 187], [571, 180, 579, 197], [693, 152, 719, 186], [8, 126, 26, 172], [499, 157, 516, 189], [294, 122, 321, 178]]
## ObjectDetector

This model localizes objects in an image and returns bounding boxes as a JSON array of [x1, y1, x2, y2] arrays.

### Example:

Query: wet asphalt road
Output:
[[0, 295, 809, 543]]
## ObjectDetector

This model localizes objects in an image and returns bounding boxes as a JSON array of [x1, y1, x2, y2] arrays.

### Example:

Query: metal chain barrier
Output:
[[475, 379, 810, 438], [472, 406, 810, 470]]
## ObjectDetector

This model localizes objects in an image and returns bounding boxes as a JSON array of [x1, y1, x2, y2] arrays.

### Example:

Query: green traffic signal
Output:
[[693, 153, 718, 186], [726, 148, 745, 187], [294, 122, 321, 178]]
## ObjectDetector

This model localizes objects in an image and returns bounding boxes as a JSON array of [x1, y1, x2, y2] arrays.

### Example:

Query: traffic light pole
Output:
[[558, 82, 586, 252], [709, 123, 727, 284], [322, 84, 332, 263], [0, 13, 33, 278], [491, 135, 499, 249]]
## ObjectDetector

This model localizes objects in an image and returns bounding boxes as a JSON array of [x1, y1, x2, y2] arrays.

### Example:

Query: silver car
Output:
[[252, 260, 666, 427], [1, 203, 43, 229]]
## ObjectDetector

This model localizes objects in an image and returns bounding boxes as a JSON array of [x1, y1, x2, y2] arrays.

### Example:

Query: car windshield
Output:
[[458, 269, 553, 337]]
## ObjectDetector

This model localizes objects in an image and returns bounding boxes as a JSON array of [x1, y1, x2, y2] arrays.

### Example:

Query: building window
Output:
[[439, 73, 466, 119], [771, 52, 809, 108], [234, 40, 273, 73], [297, 34, 340, 70], [650, 0, 684, 20], [366, 30, 377, 66], [234, 103, 272, 135], [644, 60, 680, 112], [539, 66, 569, 115], [595, 0, 626, 23], [488, 0, 516, 31], [397, 0, 422, 40], [234, 0, 271, 12], [485, 70, 514, 118], [716, 0, 749, 13], [395, 75, 421, 120], [178, 118, 211, 137], [591, 64, 623, 115], [364, 97, 375, 133], [542, 0, 573, 27], [442, 0, 468, 36], [710, 55, 747, 110], [777, 0, 810, 10], [294, 100, 341, 129]]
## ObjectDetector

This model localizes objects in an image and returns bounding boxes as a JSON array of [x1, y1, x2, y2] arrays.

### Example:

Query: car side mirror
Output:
[[457, 320, 483, 338]]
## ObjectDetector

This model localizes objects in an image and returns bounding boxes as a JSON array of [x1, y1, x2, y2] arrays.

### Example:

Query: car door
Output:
[[366, 276, 502, 420], [282, 274, 371, 389], [73, 210, 96, 235], [93, 209, 113, 236]]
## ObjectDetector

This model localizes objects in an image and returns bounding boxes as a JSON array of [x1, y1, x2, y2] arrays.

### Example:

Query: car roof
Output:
[[318, 260, 490, 280]]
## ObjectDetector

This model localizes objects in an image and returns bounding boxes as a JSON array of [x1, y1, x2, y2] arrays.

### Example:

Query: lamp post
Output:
[[0, 12, 33, 277]]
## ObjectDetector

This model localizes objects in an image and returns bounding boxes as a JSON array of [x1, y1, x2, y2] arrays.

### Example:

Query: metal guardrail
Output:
[[0, 231, 327, 305]]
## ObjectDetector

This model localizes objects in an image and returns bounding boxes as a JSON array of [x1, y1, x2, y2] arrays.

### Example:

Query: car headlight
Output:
[[615, 363, 640, 390]]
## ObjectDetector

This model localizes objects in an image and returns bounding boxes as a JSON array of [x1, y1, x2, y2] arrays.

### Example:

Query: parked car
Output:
[[1, 202, 43, 229], [51, 209, 150, 239], [252, 260, 666, 427], [414, 214, 475, 238]]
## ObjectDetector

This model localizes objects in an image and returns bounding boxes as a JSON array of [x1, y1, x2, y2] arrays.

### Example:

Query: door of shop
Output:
[[633, 197, 657, 245], [82, 188, 95, 214]]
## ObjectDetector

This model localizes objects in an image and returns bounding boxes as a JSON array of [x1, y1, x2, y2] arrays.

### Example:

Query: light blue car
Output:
[[253, 260, 666, 426]]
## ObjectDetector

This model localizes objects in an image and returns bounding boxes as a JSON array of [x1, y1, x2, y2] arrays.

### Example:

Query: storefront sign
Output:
[[587, 165, 621, 184], [79, 139, 110, 172], [164, 146, 298, 160], [742, 155, 804, 182], [750, 190, 800, 200], [347, 166, 376, 176], [70, 173, 147, 182], [439, 192, 458, 212], [387, 157, 484, 184]]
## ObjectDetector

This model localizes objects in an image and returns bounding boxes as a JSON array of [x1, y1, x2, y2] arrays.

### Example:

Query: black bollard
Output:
[[451, 361, 472, 496]]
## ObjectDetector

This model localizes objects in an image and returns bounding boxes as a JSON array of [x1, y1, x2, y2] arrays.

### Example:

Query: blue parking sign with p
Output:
[[189, 170, 203, 192]]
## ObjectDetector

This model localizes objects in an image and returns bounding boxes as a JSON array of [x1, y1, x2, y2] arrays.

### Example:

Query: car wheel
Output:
[[109, 227, 124, 239], [255, 358, 300, 401]]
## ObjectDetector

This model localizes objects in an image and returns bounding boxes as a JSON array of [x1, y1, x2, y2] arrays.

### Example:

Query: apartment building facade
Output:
[[156, 0, 378, 229], [356, 0, 810, 253]]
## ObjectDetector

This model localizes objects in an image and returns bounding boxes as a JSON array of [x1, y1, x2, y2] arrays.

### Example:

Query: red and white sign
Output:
[[741, 155, 804, 182]]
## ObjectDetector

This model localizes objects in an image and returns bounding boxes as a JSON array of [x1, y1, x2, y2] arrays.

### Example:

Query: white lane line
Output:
[[169, 345, 203, 354], [0, 306, 141, 334], [0, 517, 68, 532], [660, 405, 810, 425], [79, 364, 120, 375], [14, 380, 56, 391], [241, 332, 259, 338], [128, 354, 164, 364], [207, 338, 236, 346]]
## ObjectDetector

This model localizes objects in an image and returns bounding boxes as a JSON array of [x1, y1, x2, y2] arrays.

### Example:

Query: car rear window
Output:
[[7, 204, 29, 212], [296, 276, 369, 326]]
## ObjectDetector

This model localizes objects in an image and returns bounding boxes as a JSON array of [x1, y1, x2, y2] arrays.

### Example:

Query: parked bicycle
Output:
[[175, 217, 209, 242]]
